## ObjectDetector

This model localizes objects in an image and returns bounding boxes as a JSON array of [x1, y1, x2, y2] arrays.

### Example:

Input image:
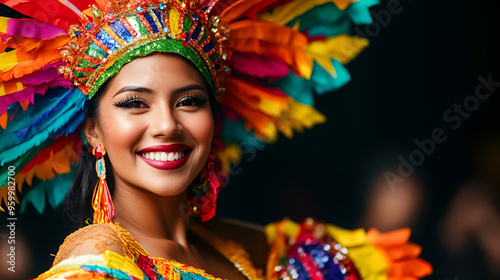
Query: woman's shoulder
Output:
[[201, 217, 269, 270], [52, 223, 136, 266]]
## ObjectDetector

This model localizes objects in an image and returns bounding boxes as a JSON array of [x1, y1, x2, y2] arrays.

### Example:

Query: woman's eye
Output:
[[177, 95, 208, 107], [113, 97, 147, 108]]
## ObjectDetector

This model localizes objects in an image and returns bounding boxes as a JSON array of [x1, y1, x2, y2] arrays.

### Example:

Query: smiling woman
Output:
[[0, 0, 432, 279], [86, 54, 214, 198]]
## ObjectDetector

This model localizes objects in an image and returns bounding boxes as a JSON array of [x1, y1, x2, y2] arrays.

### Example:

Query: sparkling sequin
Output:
[[202, 42, 214, 52], [144, 11, 159, 33], [95, 29, 120, 51], [191, 23, 201, 40], [86, 41, 108, 59], [109, 20, 134, 43], [125, 14, 144, 36], [93, 8, 102, 16]]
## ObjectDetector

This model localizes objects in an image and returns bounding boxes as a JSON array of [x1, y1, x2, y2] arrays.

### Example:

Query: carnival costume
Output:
[[0, 0, 432, 279]]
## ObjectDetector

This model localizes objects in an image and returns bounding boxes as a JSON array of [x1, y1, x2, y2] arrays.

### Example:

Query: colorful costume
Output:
[[0, 0, 432, 279], [35, 219, 431, 280]]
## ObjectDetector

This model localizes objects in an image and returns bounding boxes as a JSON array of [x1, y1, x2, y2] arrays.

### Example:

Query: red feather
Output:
[[0, 0, 94, 29]]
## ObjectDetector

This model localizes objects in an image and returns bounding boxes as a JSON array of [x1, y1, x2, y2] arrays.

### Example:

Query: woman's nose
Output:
[[148, 105, 182, 138]]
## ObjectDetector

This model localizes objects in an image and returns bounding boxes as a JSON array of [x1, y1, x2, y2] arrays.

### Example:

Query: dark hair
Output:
[[64, 54, 220, 226], [64, 81, 115, 225]]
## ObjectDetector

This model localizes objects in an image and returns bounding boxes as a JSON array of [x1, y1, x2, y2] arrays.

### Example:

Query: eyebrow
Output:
[[114, 86, 152, 97], [172, 84, 207, 95], [113, 84, 206, 97]]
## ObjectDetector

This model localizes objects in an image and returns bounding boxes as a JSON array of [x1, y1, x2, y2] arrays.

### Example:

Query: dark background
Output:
[[1, 0, 500, 279]]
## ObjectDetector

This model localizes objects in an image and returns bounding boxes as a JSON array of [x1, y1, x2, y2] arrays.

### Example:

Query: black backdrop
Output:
[[1, 0, 499, 279]]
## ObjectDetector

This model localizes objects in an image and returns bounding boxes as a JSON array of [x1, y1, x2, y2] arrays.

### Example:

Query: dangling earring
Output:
[[188, 153, 220, 222], [92, 143, 114, 224]]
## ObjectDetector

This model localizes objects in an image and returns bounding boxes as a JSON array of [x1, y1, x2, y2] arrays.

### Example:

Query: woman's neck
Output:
[[111, 179, 191, 250]]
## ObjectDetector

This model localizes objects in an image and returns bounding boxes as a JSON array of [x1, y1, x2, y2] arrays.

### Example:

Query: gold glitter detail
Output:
[[188, 222, 262, 280], [169, 8, 182, 35], [148, 9, 163, 32]]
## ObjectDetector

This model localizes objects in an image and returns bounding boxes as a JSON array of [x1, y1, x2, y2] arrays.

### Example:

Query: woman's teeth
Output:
[[141, 151, 185, 161]]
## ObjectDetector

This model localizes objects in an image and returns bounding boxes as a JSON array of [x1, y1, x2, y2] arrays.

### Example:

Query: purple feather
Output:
[[5, 18, 67, 40]]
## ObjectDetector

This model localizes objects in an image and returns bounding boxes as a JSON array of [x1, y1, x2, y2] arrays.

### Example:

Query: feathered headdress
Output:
[[0, 0, 377, 220]]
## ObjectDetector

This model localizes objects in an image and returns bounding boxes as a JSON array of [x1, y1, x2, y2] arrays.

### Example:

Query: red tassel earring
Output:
[[188, 153, 220, 222], [92, 143, 114, 224]]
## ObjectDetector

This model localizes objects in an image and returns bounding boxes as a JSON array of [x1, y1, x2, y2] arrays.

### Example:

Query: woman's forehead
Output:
[[109, 53, 206, 88]]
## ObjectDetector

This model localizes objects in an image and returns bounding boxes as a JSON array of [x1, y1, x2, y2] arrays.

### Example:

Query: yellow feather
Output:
[[259, 0, 355, 25], [308, 35, 369, 76], [0, 17, 9, 34], [0, 50, 21, 72]]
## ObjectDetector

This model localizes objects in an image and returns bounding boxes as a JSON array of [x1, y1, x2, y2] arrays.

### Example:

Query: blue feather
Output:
[[0, 88, 86, 165], [54, 105, 87, 138], [221, 118, 264, 151], [1, 88, 70, 149], [9, 88, 74, 140]]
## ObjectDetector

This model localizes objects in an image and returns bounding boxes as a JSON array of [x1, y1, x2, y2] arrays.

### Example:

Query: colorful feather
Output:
[[0, 88, 86, 165]]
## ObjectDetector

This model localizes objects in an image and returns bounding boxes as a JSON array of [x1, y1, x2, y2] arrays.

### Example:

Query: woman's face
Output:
[[86, 53, 214, 197]]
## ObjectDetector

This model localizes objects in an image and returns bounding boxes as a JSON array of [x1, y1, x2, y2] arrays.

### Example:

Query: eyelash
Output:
[[112, 93, 208, 108], [113, 95, 144, 108], [177, 92, 208, 107]]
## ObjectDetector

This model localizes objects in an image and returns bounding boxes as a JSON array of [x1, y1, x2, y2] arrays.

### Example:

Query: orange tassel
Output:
[[92, 144, 114, 224]]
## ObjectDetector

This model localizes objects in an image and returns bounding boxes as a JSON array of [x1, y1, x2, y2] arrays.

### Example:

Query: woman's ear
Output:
[[84, 118, 101, 149]]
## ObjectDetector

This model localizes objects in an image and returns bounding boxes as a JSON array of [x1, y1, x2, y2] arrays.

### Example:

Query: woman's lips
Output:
[[137, 144, 192, 170]]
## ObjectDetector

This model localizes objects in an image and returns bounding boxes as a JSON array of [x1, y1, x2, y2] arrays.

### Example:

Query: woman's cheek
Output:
[[188, 111, 214, 145], [101, 110, 145, 147]]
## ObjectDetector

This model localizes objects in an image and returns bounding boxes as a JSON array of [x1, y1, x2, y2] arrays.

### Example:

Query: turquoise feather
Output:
[[54, 109, 86, 138], [0, 139, 53, 186], [20, 169, 74, 213], [347, 0, 380, 25], [221, 118, 264, 151], [273, 71, 315, 106], [285, 0, 379, 37], [20, 182, 45, 214], [273, 59, 351, 105], [46, 168, 74, 209], [287, 3, 351, 37], [311, 59, 351, 95]]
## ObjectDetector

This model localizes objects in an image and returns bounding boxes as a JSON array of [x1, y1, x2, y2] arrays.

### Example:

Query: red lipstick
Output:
[[137, 144, 192, 170]]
